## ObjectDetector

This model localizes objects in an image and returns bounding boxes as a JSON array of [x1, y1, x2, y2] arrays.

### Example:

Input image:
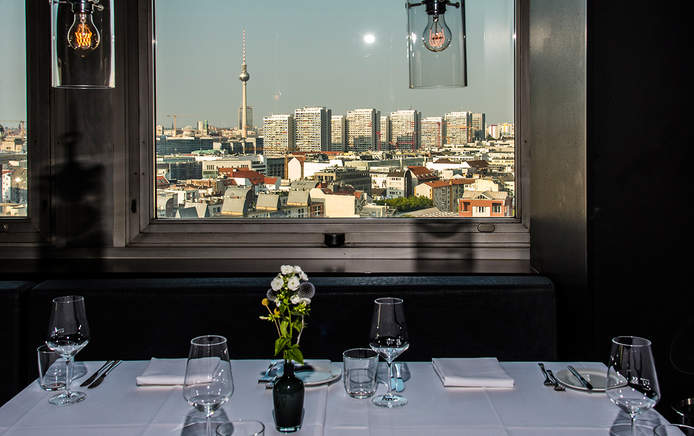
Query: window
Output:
[[153, 0, 515, 220], [0, 1, 28, 217]]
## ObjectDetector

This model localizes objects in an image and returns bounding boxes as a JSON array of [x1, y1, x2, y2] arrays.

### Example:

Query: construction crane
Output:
[[165, 114, 194, 136]]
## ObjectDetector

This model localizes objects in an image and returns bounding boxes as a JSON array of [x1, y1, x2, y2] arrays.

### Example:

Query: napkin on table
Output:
[[136, 358, 187, 386], [432, 357, 514, 388]]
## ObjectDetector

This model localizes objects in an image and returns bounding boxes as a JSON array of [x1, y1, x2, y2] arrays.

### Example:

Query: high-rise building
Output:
[[471, 113, 486, 141], [330, 115, 346, 152], [390, 110, 421, 151], [262, 114, 295, 155], [346, 109, 379, 153], [379, 115, 391, 151], [421, 116, 445, 149], [294, 107, 331, 152], [238, 30, 251, 138], [445, 111, 472, 145]]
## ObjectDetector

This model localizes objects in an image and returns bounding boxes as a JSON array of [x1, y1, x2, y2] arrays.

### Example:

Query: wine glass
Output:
[[183, 335, 234, 436], [45, 295, 90, 406], [606, 336, 660, 433], [369, 297, 409, 408]]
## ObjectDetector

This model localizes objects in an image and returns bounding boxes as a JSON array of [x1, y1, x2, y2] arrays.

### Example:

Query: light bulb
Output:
[[422, 13, 452, 52], [67, 2, 101, 54]]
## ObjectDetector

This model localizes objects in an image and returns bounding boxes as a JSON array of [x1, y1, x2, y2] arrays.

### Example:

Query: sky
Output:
[[0, 0, 27, 126], [0, 0, 514, 129]]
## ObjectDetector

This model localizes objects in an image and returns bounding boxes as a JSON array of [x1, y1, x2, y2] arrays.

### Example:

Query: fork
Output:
[[537, 363, 553, 386], [546, 369, 565, 391]]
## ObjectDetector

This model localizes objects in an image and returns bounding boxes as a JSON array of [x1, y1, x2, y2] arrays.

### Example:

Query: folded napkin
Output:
[[136, 358, 187, 386], [432, 357, 514, 388]]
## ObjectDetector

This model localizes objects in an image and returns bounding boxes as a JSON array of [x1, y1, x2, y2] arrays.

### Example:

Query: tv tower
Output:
[[239, 30, 250, 139]]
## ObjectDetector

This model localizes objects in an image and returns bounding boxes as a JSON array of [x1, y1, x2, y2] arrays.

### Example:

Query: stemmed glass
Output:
[[369, 297, 409, 408], [45, 295, 90, 406], [606, 336, 660, 433], [183, 335, 234, 436]]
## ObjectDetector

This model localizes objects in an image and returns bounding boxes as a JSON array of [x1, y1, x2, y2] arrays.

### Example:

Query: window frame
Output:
[[118, 0, 531, 271], [0, 0, 51, 245], [44, 0, 530, 275]]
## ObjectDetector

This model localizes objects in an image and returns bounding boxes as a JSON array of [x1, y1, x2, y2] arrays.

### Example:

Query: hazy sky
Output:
[[0, 0, 27, 126], [0, 0, 514, 128]]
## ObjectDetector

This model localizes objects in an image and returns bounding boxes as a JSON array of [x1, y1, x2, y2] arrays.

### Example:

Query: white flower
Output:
[[290, 295, 311, 305], [287, 276, 300, 291], [300, 271, 308, 281], [281, 265, 294, 275], [293, 265, 303, 275], [271, 276, 284, 291]]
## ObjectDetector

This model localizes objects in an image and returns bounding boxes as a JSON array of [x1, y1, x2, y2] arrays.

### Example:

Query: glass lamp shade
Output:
[[406, 0, 467, 88], [51, 0, 115, 89]]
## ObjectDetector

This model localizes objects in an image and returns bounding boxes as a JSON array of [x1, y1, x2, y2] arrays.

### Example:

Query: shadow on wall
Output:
[[40, 131, 105, 273], [413, 219, 472, 272]]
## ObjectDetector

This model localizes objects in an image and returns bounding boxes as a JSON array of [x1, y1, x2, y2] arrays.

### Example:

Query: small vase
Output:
[[273, 360, 305, 433]]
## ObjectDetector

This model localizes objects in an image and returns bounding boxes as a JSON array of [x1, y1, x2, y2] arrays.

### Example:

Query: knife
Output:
[[80, 360, 114, 387], [87, 360, 121, 389], [567, 365, 593, 390]]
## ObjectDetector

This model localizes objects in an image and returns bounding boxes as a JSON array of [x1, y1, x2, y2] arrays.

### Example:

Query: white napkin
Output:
[[136, 358, 187, 386], [432, 357, 514, 388]]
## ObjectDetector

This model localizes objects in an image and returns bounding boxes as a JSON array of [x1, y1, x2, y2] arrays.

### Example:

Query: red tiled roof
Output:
[[264, 177, 279, 184]]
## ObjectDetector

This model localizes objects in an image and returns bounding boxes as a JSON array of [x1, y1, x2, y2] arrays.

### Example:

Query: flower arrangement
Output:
[[260, 265, 315, 363]]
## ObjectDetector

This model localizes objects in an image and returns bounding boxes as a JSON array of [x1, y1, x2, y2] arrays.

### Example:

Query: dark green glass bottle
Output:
[[273, 360, 304, 432]]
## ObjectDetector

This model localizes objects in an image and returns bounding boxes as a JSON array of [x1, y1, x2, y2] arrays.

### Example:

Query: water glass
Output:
[[183, 335, 234, 436], [343, 348, 378, 399], [37, 344, 65, 391], [216, 420, 265, 436], [653, 424, 694, 436]]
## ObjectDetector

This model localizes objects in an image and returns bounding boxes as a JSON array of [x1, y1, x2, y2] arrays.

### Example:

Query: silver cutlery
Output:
[[546, 369, 565, 391], [87, 360, 121, 389], [537, 363, 553, 386], [567, 365, 593, 390], [80, 360, 114, 387]]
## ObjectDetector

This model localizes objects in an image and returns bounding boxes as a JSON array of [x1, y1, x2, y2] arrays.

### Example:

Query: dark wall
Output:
[[587, 0, 691, 409]]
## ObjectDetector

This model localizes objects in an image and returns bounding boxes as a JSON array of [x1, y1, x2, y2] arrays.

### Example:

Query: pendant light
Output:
[[406, 0, 467, 88], [51, 0, 115, 89]]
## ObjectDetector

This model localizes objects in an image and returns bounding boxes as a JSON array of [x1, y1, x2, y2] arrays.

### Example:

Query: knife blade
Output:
[[80, 360, 114, 387], [567, 365, 593, 390], [87, 360, 121, 389]]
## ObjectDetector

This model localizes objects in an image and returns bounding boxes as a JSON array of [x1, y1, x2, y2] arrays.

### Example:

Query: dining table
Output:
[[0, 360, 670, 436]]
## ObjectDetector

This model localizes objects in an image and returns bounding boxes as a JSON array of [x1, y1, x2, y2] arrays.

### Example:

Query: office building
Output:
[[445, 111, 472, 146], [330, 115, 346, 152], [263, 114, 295, 155], [294, 107, 331, 152], [471, 113, 486, 141], [421, 117, 445, 149], [379, 115, 391, 150], [390, 110, 421, 151], [346, 108, 379, 153]]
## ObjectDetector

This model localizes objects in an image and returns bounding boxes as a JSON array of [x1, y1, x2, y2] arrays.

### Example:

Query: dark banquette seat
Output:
[[3, 275, 556, 406]]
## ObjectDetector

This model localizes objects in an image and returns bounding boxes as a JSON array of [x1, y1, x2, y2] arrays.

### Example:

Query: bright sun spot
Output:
[[363, 33, 376, 45]]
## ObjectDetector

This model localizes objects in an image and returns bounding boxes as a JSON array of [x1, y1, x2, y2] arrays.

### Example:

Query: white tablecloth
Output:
[[0, 360, 668, 435]]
